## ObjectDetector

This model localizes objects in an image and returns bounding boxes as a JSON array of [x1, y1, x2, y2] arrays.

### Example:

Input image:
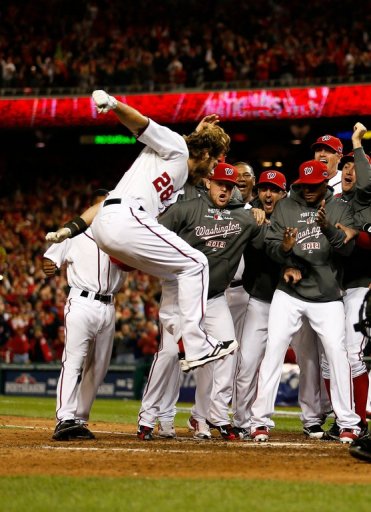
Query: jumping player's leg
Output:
[[92, 203, 222, 362]]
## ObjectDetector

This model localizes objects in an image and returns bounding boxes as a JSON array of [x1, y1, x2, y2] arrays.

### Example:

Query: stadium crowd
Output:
[[1, 0, 370, 93], [0, 178, 162, 365]]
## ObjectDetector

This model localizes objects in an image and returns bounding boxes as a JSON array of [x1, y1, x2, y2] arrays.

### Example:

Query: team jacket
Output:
[[159, 191, 264, 299], [242, 197, 281, 302], [266, 188, 355, 302], [338, 147, 371, 289]]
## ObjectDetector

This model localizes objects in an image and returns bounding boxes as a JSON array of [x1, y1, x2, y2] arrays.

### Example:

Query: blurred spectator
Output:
[[0, 0, 370, 94], [5, 325, 31, 364], [0, 176, 161, 365], [113, 322, 137, 365]]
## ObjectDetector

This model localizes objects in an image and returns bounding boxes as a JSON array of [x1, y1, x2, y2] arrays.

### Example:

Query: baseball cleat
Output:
[[349, 437, 371, 463], [137, 425, 154, 441], [324, 421, 340, 441], [234, 427, 252, 441], [251, 426, 270, 442], [52, 419, 85, 441], [339, 428, 360, 444], [158, 421, 176, 438], [303, 424, 325, 439], [213, 423, 240, 441], [187, 416, 212, 439], [186, 340, 238, 370]]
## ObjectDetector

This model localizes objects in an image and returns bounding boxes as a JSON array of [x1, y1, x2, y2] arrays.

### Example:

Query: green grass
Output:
[[0, 476, 370, 512], [0, 395, 304, 431], [2, 396, 365, 512]]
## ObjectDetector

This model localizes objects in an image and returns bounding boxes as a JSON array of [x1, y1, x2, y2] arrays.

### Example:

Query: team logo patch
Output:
[[321, 135, 331, 141], [267, 172, 276, 179], [225, 167, 234, 175], [304, 166, 313, 175]]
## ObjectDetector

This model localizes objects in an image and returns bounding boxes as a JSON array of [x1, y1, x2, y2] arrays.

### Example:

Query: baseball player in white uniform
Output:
[[290, 134, 343, 438], [45, 90, 235, 371], [250, 159, 361, 444], [44, 190, 127, 440]]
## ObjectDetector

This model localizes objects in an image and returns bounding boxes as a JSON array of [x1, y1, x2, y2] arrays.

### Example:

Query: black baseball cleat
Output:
[[52, 419, 87, 441], [323, 420, 340, 441], [303, 424, 325, 439], [349, 437, 371, 463], [72, 423, 96, 439], [137, 425, 154, 441], [187, 340, 238, 370]]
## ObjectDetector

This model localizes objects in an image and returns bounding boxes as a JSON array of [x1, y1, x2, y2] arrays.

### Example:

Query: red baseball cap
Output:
[[340, 151, 371, 168], [311, 135, 343, 154], [257, 170, 286, 191], [292, 160, 329, 185], [209, 162, 238, 184]]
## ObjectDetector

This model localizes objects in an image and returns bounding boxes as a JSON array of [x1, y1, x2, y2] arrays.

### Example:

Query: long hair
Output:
[[184, 124, 230, 160]]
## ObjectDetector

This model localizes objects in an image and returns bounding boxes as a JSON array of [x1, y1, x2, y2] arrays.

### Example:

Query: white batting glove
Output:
[[45, 227, 72, 243], [92, 90, 118, 114]]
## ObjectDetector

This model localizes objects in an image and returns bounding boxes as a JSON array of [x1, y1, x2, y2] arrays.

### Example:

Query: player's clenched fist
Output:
[[45, 227, 72, 243], [92, 90, 118, 114]]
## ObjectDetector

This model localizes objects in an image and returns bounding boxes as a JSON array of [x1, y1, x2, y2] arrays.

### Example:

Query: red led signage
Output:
[[0, 84, 369, 128]]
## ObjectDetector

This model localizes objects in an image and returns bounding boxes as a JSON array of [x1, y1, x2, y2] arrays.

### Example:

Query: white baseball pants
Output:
[[251, 290, 360, 430], [92, 200, 216, 361], [56, 292, 115, 422]]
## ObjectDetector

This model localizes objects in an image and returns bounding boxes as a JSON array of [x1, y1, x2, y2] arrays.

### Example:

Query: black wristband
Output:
[[363, 223, 371, 234], [64, 216, 88, 238]]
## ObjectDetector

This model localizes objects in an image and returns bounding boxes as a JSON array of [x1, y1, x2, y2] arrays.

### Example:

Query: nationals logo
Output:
[[304, 166, 314, 175], [225, 167, 234, 175], [267, 172, 277, 179]]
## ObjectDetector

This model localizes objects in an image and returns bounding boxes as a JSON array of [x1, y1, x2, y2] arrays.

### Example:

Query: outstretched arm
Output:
[[45, 203, 101, 243], [92, 90, 149, 136]]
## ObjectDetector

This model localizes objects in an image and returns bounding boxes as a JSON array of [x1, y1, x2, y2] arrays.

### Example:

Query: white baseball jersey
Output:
[[110, 119, 188, 218], [44, 228, 125, 294], [92, 121, 219, 362], [44, 229, 126, 423]]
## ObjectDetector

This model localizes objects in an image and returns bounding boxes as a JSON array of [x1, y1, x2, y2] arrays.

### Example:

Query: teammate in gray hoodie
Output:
[[249, 159, 362, 444]]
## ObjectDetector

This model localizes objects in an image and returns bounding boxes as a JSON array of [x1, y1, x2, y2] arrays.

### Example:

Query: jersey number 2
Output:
[[153, 172, 174, 201]]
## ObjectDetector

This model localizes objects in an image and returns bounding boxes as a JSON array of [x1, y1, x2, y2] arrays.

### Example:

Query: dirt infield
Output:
[[1, 416, 370, 482]]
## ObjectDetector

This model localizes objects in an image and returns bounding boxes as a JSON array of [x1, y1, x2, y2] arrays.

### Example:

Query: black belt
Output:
[[103, 198, 144, 210], [230, 280, 243, 288], [80, 290, 113, 303], [103, 198, 122, 206]]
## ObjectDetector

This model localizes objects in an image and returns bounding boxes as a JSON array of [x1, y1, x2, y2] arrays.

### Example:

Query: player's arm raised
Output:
[[92, 90, 149, 136]]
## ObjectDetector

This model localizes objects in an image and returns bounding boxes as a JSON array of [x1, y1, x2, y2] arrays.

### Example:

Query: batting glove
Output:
[[92, 90, 118, 114], [45, 228, 72, 243]]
